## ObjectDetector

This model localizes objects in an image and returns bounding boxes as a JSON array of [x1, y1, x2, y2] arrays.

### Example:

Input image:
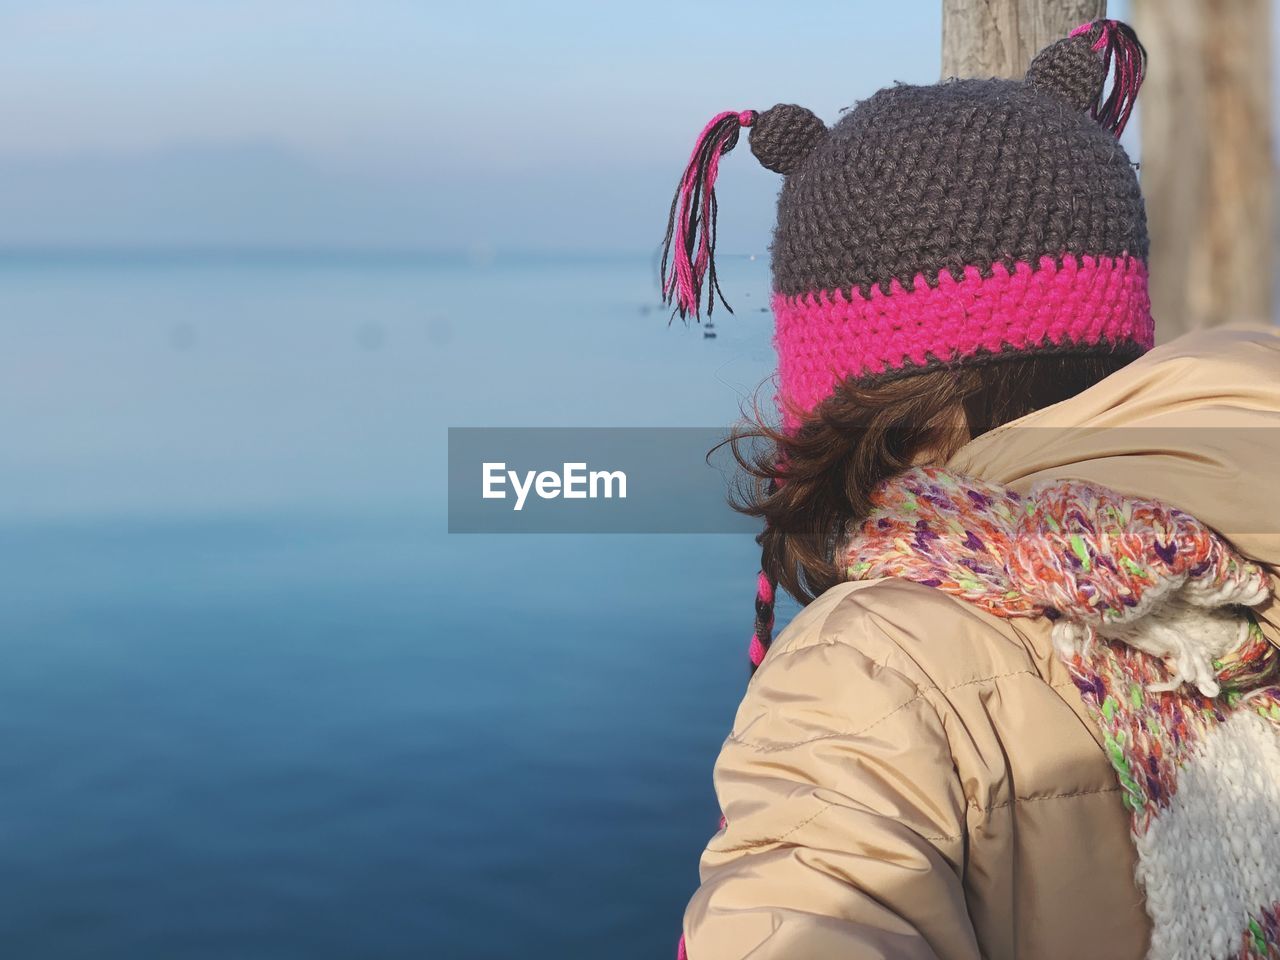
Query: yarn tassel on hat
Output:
[[1071, 18, 1146, 137], [748, 569, 776, 672], [660, 110, 757, 321]]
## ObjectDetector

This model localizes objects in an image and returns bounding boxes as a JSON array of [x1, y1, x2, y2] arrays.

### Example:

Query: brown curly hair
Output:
[[727, 353, 1134, 664]]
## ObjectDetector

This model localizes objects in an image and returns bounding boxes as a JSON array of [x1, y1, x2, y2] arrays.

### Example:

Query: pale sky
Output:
[[0, 0, 1269, 254], [0, 1, 951, 251]]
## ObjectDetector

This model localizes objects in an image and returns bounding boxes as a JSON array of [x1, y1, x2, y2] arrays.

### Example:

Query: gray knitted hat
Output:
[[660, 18, 1151, 430]]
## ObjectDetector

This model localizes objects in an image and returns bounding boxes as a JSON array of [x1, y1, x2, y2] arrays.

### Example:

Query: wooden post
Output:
[[1132, 0, 1274, 339], [942, 0, 1105, 79]]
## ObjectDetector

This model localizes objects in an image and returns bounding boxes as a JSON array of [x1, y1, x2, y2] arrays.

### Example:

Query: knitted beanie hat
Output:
[[660, 19, 1151, 430]]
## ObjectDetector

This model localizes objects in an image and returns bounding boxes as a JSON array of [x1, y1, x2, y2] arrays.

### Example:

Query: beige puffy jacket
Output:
[[683, 329, 1280, 960]]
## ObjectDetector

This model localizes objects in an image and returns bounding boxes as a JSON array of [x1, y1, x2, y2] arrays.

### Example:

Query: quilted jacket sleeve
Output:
[[681, 591, 980, 960]]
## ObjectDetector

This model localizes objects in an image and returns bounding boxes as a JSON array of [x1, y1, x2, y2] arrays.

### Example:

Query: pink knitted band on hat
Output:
[[772, 254, 1152, 429]]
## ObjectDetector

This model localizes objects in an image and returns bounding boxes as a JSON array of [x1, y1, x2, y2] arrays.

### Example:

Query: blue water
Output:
[[0, 253, 794, 958]]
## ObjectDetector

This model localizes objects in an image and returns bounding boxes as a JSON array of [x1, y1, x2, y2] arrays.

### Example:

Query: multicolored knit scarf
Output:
[[843, 467, 1280, 960]]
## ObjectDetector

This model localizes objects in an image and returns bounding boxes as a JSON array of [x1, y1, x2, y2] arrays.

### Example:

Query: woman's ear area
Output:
[[1025, 33, 1107, 113], [749, 105, 829, 175]]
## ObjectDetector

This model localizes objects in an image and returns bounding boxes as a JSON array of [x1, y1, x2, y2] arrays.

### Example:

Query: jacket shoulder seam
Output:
[[729, 667, 1040, 753], [727, 691, 928, 753], [768, 582, 1043, 687], [714, 800, 964, 851], [978, 785, 1122, 813]]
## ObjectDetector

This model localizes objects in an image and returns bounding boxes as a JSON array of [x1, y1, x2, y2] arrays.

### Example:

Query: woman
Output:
[[662, 20, 1280, 960]]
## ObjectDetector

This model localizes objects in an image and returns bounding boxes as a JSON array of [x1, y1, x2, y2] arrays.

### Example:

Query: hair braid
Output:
[[748, 480, 780, 674]]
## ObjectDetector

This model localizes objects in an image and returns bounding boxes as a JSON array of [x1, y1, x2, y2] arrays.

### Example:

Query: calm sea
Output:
[[0, 251, 797, 958]]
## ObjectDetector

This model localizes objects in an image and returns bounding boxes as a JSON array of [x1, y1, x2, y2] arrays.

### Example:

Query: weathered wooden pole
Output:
[[1132, 0, 1274, 339], [942, 0, 1106, 79]]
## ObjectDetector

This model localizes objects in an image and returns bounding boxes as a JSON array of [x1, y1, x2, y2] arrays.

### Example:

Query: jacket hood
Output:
[[949, 327, 1280, 649]]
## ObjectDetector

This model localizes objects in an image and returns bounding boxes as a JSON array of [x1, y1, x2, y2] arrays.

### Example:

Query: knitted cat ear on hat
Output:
[[1026, 19, 1146, 135], [749, 105, 830, 174], [658, 105, 829, 321]]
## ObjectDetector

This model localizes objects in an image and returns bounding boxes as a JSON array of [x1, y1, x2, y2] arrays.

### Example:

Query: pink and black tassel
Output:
[[660, 109, 757, 321], [748, 569, 777, 673], [1072, 18, 1146, 137]]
